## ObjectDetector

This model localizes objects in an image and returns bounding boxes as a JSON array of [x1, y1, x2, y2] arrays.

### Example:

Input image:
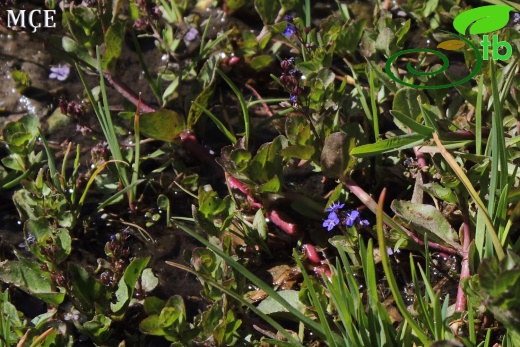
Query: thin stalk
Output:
[[475, 75, 484, 156]]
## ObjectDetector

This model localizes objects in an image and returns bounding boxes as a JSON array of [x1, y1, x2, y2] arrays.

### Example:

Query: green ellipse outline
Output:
[[385, 31, 483, 90]]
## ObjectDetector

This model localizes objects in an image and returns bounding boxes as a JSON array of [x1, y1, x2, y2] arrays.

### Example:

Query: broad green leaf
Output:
[[140, 109, 185, 142], [453, 5, 514, 35], [391, 200, 461, 252], [280, 144, 315, 160], [257, 290, 304, 315], [254, 0, 281, 25], [350, 133, 426, 158], [101, 20, 125, 71], [250, 55, 273, 70], [142, 268, 159, 293], [257, 175, 280, 193], [143, 296, 166, 315], [68, 263, 103, 314], [111, 257, 150, 314], [139, 314, 165, 335], [0, 252, 65, 306]]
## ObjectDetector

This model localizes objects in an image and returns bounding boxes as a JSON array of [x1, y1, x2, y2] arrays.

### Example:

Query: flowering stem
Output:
[[455, 195, 472, 312]]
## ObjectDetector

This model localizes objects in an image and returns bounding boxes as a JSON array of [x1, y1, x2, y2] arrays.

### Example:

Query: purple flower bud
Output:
[[283, 23, 297, 37], [285, 15, 293, 23]]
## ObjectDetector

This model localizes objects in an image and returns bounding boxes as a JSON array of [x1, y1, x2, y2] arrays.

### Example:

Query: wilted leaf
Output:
[[140, 109, 185, 142], [391, 200, 461, 252], [437, 40, 465, 51], [321, 132, 350, 178]]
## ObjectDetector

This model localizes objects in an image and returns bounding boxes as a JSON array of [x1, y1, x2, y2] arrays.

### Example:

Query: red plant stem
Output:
[[102, 72, 155, 113], [302, 244, 321, 264], [342, 177, 459, 255], [455, 204, 472, 312], [265, 209, 299, 236], [314, 264, 332, 279]]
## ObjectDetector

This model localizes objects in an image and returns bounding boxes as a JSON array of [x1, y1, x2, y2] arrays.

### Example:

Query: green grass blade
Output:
[[475, 75, 484, 156], [193, 101, 237, 144], [376, 189, 430, 346], [38, 128, 62, 192], [293, 249, 337, 347], [166, 261, 304, 347], [216, 69, 250, 148], [172, 221, 340, 343], [433, 133, 505, 260]]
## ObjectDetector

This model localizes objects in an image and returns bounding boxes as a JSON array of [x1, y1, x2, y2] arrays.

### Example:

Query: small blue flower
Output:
[[49, 64, 70, 81], [345, 210, 360, 227], [283, 23, 297, 37], [184, 27, 199, 42], [360, 219, 370, 226], [285, 15, 293, 23], [323, 212, 339, 231], [290, 94, 298, 103], [326, 201, 345, 213], [514, 13, 520, 24]]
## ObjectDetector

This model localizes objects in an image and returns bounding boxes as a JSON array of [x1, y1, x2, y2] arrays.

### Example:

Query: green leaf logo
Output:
[[453, 5, 514, 35]]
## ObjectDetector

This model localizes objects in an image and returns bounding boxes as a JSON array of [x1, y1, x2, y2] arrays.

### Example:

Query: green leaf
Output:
[[61, 36, 97, 67], [101, 20, 125, 71], [111, 257, 150, 314], [453, 5, 514, 35], [144, 296, 165, 315], [280, 144, 315, 160], [0, 252, 65, 306], [140, 109, 186, 142], [391, 200, 461, 252], [142, 268, 159, 293], [392, 88, 428, 127], [420, 183, 458, 204], [250, 55, 273, 70], [253, 209, 268, 239], [390, 110, 433, 136], [257, 290, 305, 315], [81, 314, 112, 344], [257, 175, 280, 193], [68, 263, 103, 314], [254, 0, 281, 25], [139, 314, 165, 335], [188, 82, 216, 130], [350, 133, 426, 158]]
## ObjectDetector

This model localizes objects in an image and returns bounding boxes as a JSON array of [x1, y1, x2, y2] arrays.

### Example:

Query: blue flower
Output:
[[326, 201, 345, 213], [515, 13, 520, 24], [290, 94, 298, 103], [49, 64, 70, 81], [283, 23, 297, 37], [345, 210, 360, 227], [285, 15, 294, 23], [323, 212, 339, 231]]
